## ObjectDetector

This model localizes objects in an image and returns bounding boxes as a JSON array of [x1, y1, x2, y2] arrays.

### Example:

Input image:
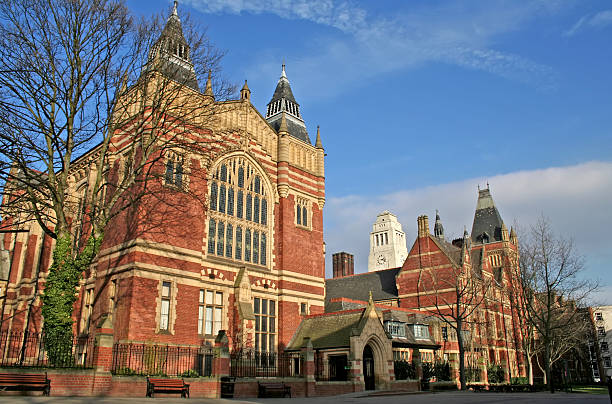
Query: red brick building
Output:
[[0, 3, 325, 354], [327, 187, 526, 384]]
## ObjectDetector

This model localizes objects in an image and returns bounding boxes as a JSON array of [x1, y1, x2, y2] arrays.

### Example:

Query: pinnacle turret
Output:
[[434, 210, 445, 240], [145, 0, 199, 91], [265, 64, 310, 144], [315, 126, 323, 148]]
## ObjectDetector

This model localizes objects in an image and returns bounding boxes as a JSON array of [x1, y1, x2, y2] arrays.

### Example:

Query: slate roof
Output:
[[270, 76, 297, 104], [286, 309, 365, 350], [471, 188, 504, 244], [268, 114, 311, 144], [325, 268, 401, 310]]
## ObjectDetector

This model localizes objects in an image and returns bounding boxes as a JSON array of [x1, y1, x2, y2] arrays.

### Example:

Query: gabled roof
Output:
[[325, 267, 400, 309], [286, 309, 364, 350], [471, 187, 504, 244]]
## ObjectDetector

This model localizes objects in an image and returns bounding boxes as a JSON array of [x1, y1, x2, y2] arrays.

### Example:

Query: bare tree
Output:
[[421, 231, 492, 390], [0, 0, 235, 345], [518, 215, 597, 392]]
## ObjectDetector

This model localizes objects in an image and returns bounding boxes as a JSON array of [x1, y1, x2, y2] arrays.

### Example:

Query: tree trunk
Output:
[[527, 355, 533, 385], [545, 344, 553, 393], [457, 319, 466, 390]]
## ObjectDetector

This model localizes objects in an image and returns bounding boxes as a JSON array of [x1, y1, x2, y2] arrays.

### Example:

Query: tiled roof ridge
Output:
[[325, 266, 401, 281], [305, 307, 364, 319], [328, 297, 425, 315]]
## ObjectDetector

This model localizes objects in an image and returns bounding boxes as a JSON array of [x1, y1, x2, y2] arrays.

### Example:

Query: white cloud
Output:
[[324, 161, 612, 304], [564, 9, 612, 36], [183, 0, 559, 97]]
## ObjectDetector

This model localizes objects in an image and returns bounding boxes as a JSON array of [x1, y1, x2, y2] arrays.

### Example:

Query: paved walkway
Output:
[[0, 391, 609, 404]]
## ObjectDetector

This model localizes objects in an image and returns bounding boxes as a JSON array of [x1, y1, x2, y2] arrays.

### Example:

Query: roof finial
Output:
[[315, 125, 323, 148], [486, 181, 489, 190], [173, 1, 178, 15], [204, 70, 213, 97], [281, 63, 287, 79]]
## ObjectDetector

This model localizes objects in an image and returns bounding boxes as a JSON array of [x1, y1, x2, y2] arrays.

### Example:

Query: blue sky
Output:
[[129, 1, 612, 304]]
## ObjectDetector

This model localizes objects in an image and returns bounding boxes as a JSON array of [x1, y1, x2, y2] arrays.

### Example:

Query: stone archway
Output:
[[358, 335, 392, 390]]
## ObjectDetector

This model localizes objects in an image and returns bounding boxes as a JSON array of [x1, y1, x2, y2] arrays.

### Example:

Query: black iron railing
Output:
[[0, 331, 94, 368], [230, 351, 303, 378], [111, 342, 213, 377]]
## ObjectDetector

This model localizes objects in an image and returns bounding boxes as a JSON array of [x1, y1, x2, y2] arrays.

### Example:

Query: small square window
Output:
[[604, 357, 611, 368], [598, 326, 606, 337], [300, 303, 307, 315], [595, 312, 603, 321], [602, 342, 609, 352]]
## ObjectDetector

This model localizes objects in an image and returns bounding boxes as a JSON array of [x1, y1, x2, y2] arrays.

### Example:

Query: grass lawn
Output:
[[570, 385, 608, 395]]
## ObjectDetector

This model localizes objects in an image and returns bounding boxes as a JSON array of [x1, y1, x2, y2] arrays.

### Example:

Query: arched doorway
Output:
[[363, 344, 375, 390]]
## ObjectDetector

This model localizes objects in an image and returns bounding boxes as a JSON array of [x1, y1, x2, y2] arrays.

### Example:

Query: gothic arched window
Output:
[[208, 156, 271, 268]]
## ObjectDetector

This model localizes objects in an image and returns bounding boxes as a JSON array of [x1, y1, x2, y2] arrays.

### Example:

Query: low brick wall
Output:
[[232, 377, 306, 398], [0, 368, 219, 398], [315, 381, 359, 396], [390, 379, 420, 392]]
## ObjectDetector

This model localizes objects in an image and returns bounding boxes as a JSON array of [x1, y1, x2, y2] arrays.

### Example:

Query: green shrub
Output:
[[394, 360, 417, 380], [487, 364, 506, 384], [114, 367, 137, 376], [180, 369, 200, 378], [422, 362, 434, 380], [433, 361, 451, 381], [511, 376, 528, 385]]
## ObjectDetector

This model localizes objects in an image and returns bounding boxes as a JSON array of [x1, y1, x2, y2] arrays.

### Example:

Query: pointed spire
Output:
[[471, 184, 504, 244], [315, 125, 323, 148], [278, 112, 289, 134], [368, 290, 374, 305], [434, 209, 445, 240], [172, 1, 178, 17], [266, 64, 310, 144], [510, 226, 518, 245], [204, 70, 213, 97], [501, 222, 509, 242]]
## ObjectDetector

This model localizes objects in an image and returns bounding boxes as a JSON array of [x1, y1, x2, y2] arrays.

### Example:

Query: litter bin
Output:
[[421, 378, 430, 391], [221, 376, 236, 398]]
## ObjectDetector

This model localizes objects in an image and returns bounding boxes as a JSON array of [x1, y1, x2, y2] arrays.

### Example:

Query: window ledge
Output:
[[205, 254, 271, 272], [296, 224, 312, 231]]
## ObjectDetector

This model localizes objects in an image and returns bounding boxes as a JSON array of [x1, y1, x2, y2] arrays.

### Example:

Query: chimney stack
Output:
[[332, 252, 354, 278], [417, 215, 430, 238]]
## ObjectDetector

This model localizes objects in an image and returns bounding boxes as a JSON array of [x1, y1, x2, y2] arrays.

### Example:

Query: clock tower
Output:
[[367, 211, 409, 272]]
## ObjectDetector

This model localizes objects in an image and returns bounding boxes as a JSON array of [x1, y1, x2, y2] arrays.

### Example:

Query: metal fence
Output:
[[230, 351, 303, 378], [0, 331, 94, 368], [111, 342, 213, 377]]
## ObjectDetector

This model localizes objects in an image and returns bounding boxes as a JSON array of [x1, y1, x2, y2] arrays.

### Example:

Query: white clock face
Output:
[[377, 254, 387, 266]]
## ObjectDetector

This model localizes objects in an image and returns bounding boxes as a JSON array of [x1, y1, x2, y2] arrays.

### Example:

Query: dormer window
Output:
[[385, 321, 405, 337], [412, 324, 430, 339]]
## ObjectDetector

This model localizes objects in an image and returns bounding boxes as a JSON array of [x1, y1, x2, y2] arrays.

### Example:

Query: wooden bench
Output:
[[146, 377, 189, 398], [467, 384, 485, 392], [258, 382, 291, 398], [0, 372, 50, 396]]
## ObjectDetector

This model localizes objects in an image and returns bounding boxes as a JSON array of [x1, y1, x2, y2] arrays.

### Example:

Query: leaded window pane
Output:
[[254, 176, 260, 194], [235, 226, 242, 260], [254, 298, 260, 314], [253, 231, 259, 264], [246, 194, 252, 221], [269, 317, 275, 333], [245, 229, 251, 262], [269, 300, 275, 315], [261, 233, 267, 266], [210, 183, 218, 211], [205, 306, 213, 334], [214, 307, 222, 335], [175, 162, 183, 187], [302, 206, 307, 226], [227, 188, 234, 216], [254, 196, 260, 224], [220, 164, 227, 182], [261, 199, 267, 225], [237, 190, 243, 218], [238, 166, 244, 188], [207, 219, 216, 254], [217, 222, 225, 256], [165, 160, 174, 184], [219, 185, 226, 213], [296, 205, 301, 225], [226, 224, 233, 258]]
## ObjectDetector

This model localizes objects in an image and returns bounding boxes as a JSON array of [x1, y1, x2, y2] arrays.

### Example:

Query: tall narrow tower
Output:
[[367, 211, 408, 272]]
